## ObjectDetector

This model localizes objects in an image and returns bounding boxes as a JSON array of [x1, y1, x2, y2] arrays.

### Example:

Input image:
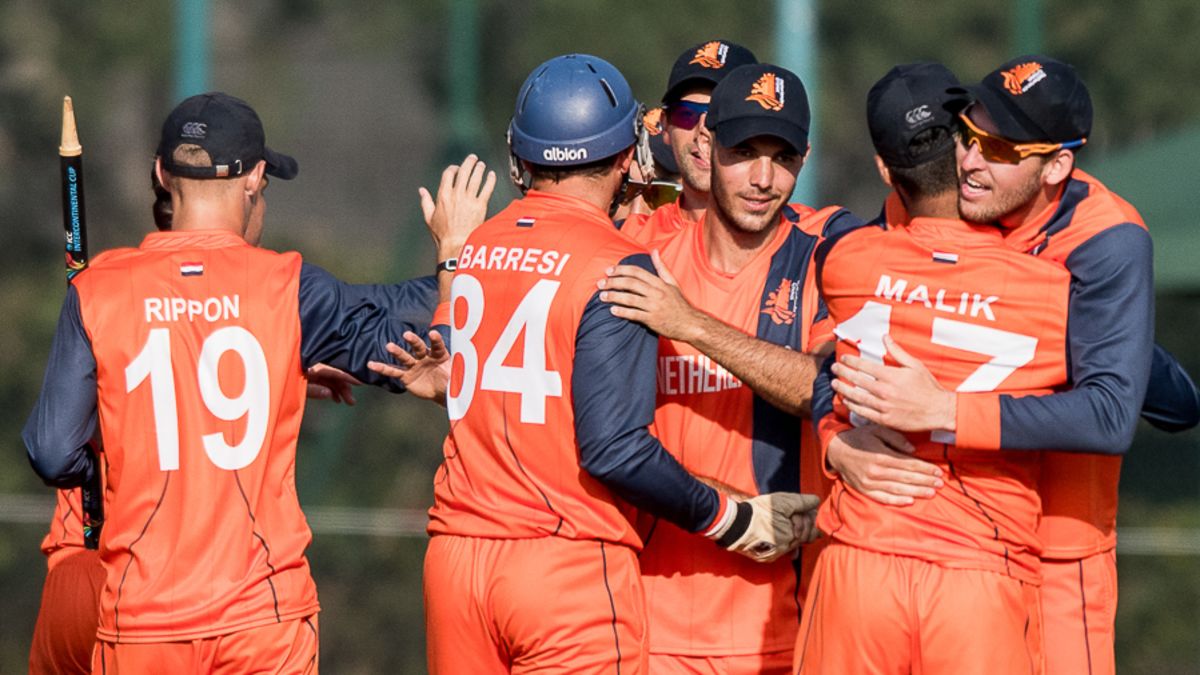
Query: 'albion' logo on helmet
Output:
[[543, 146, 589, 162]]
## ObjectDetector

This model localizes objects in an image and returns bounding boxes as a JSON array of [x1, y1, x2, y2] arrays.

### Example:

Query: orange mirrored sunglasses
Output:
[[957, 111, 1085, 164], [622, 179, 682, 209]]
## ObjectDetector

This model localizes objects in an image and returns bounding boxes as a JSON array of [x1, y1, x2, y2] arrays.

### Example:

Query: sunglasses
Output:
[[957, 111, 1085, 164], [622, 179, 683, 209], [665, 100, 709, 131]]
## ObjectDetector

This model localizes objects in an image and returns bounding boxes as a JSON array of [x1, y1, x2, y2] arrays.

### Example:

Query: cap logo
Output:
[[1001, 62, 1047, 96], [905, 105, 933, 128], [181, 121, 207, 139], [746, 72, 785, 111], [689, 41, 730, 69]]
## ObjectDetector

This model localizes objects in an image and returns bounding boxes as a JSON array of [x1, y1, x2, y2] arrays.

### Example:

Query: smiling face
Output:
[[955, 104, 1051, 226], [663, 87, 714, 194], [708, 135, 802, 235]]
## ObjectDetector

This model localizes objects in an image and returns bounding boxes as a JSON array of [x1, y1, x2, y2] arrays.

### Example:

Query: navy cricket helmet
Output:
[[507, 54, 652, 190]]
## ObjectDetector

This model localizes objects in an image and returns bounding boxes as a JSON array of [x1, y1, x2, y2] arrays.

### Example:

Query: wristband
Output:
[[713, 501, 753, 549], [436, 258, 458, 274]]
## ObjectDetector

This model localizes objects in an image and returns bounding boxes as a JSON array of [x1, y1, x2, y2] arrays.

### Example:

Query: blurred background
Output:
[[2, 0, 1198, 672]]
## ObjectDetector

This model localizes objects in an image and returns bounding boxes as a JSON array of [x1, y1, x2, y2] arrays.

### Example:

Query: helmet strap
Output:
[[506, 122, 531, 193]]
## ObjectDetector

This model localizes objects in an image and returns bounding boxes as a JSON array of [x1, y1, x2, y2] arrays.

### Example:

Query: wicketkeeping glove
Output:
[[705, 492, 821, 563]]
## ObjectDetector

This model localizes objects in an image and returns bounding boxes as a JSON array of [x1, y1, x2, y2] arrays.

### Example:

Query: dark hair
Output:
[[527, 152, 623, 184], [887, 127, 957, 200], [151, 164, 173, 231]]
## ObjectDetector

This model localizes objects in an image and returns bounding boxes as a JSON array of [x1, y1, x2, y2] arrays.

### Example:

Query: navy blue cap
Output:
[[158, 92, 298, 180], [705, 63, 810, 154], [663, 40, 758, 104], [949, 56, 1092, 144], [867, 62, 964, 168]]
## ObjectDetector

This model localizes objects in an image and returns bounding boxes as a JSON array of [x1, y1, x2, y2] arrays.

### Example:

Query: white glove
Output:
[[705, 492, 821, 563]]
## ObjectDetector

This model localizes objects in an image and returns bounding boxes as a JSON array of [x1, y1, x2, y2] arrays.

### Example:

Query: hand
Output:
[[367, 330, 450, 405], [420, 154, 497, 261], [826, 425, 943, 506], [790, 510, 822, 546], [831, 335, 957, 432], [715, 492, 821, 563], [597, 250, 702, 341], [306, 364, 361, 405]]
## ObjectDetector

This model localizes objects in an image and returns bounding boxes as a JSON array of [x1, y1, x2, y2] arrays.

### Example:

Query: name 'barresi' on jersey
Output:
[[458, 243, 571, 277], [873, 274, 999, 322]]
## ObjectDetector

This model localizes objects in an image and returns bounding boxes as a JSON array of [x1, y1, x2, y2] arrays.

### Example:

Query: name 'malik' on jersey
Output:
[[817, 216, 1073, 585]]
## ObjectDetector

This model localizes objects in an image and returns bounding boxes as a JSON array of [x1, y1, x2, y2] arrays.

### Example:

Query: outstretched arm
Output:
[[421, 154, 496, 303], [368, 330, 450, 405], [832, 225, 1156, 455], [579, 254, 819, 561], [599, 250, 822, 417]]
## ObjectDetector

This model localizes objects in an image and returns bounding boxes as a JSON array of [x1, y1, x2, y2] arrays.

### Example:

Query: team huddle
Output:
[[21, 37, 1200, 675]]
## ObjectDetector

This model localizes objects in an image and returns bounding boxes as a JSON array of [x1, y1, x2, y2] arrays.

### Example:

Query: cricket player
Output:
[[600, 63, 856, 673], [26, 168, 372, 675], [22, 91, 481, 674], [828, 57, 1200, 674], [794, 62, 1073, 674], [618, 40, 758, 246], [421, 54, 818, 675]]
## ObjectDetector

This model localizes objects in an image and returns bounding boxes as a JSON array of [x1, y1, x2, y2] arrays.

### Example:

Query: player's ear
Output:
[[615, 145, 635, 173], [873, 154, 893, 187], [245, 160, 268, 195], [1041, 149, 1075, 187], [154, 156, 171, 192]]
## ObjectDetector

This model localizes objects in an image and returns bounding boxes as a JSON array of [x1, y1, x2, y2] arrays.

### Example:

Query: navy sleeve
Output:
[[339, 275, 439, 329], [298, 263, 438, 392], [811, 354, 836, 429], [573, 254, 721, 533], [1141, 343, 1200, 432], [997, 224, 1154, 453], [820, 209, 867, 239], [22, 286, 99, 488]]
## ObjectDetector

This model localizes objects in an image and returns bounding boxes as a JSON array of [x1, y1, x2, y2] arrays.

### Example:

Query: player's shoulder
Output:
[[69, 245, 145, 289], [1061, 170, 1147, 233], [85, 245, 142, 270], [785, 202, 867, 241]]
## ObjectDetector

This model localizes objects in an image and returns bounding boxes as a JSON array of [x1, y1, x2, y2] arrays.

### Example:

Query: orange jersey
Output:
[[428, 190, 693, 548], [638, 205, 847, 657], [1006, 171, 1146, 559], [41, 489, 86, 559], [927, 171, 1148, 559], [817, 217, 1073, 584], [619, 199, 700, 249], [72, 230, 317, 643]]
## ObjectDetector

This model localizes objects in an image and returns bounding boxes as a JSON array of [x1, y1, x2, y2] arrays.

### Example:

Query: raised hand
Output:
[[420, 154, 497, 262], [367, 330, 450, 405], [306, 364, 361, 405]]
